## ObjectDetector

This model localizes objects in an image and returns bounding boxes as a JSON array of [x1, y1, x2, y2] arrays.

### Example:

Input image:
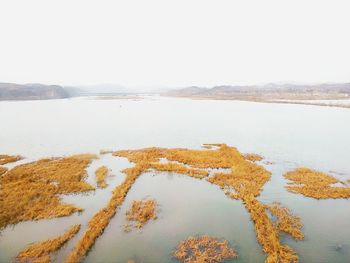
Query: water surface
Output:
[[0, 96, 349, 263]]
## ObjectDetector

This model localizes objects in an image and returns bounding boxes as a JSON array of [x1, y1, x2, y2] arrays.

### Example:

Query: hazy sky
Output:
[[0, 0, 349, 87]]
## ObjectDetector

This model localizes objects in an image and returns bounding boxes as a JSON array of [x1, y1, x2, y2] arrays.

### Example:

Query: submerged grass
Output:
[[0, 154, 22, 165], [125, 199, 157, 230], [0, 154, 96, 229], [173, 235, 237, 263], [284, 167, 350, 199], [95, 166, 108, 188], [17, 224, 81, 263]]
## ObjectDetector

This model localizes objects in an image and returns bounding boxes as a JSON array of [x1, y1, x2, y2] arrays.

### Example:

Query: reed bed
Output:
[[244, 153, 263, 162], [0, 155, 96, 229], [173, 235, 237, 263], [150, 162, 208, 179], [63, 144, 302, 262], [125, 199, 157, 230], [266, 203, 304, 241], [114, 144, 243, 169], [284, 167, 350, 199], [243, 196, 299, 263], [95, 166, 109, 188], [208, 160, 271, 199], [17, 224, 81, 263], [64, 163, 149, 263], [0, 154, 22, 165], [114, 144, 303, 262]]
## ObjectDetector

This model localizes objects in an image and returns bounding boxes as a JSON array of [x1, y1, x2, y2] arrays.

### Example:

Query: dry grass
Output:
[[113, 144, 304, 262], [150, 162, 208, 179], [244, 153, 263, 162], [208, 160, 271, 199], [284, 168, 350, 199], [113, 144, 303, 262], [17, 224, 80, 263], [95, 166, 109, 188], [0, 166, 7, 175], [0, 155, 96, 229], [173, 235, 237, 263], [64, 163, 148, 263], [266, 203, 304, 241], [0, 154, 22, 165], [125, 199, 157, 230], [243, 196, 299, 263], [64, 144, 302, 262]]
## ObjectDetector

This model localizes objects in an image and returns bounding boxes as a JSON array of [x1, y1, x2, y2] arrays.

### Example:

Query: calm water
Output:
[[0, 96, 349, 263]]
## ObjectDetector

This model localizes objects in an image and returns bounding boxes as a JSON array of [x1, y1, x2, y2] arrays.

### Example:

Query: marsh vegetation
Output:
[[95, 166, 109, 188], [1, 143, 349, 263], [0, 154, 96, 229], [17, 224, 81, 263], [284, 168, 350, 199], [173, 235, 237, 263], [124, 199, 157, 231]]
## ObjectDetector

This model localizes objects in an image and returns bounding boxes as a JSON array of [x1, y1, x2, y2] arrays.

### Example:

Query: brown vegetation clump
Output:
[[17, 224, 80, 263], [150, 162, 208, 179], [125, 199, 157, 229], [244, 153, 263, 162], [173, 235, 237, 263], [64, 144, 302, 262], [0, 155, 96, 229], [114, 144, 303, 262], [266, 203, 304, 241], [208, 159, 271, 199], [114, 144, 243, 169], [64, 163, 149, 263], [243, 196, 300, 263], [95, 166, 109, 188], [284, 168, 350, 199], [0, 166, 7, 175], [0, 154, 22, 165]]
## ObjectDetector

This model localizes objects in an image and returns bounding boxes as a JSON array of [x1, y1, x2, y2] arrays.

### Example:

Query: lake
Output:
[[0, 96, 349, 263]]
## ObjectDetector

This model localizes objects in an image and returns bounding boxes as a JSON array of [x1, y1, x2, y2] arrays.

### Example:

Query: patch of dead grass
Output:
[[266, 202, 304, 241], [173, 235, 237, 263], [95, 166, 108, 188], [0, 155, 96, 229], [284, 168, 350, 199], [150, 162, 208, 179], [0, 166, 7, 175], [17, 224, 80, 263], [0, 154, 22, 165], [64, 144, 303, 263], [244, 153, 263, 162], [243, 196, 300, 263], [124, 199, 157, 230], [64, 163, 149, 263]]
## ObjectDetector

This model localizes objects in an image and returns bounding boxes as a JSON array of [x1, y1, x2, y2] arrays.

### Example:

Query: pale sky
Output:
[[0, 0, 349, 88]]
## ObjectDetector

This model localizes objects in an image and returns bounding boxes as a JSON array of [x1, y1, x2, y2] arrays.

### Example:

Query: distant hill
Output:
[[166, 83, 350, 100], [0, 83, 68, 100]]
